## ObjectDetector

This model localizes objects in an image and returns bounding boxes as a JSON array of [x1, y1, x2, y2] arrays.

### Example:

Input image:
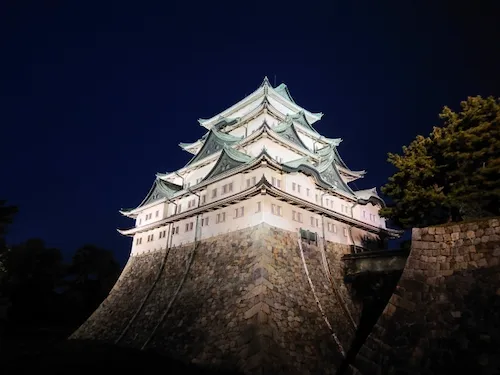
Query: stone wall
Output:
[[353, 218, 500, 375], [72, 223, 360, 375]]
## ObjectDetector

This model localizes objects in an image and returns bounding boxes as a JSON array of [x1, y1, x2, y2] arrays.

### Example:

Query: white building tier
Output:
[[119, 78, 402, 256]]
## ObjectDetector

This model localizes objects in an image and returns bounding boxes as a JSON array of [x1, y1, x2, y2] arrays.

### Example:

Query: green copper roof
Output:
[[202, 145, 252, 181], [273, 120, 310, 150], [128, 178, 182, 211], [185, 128, 243, 166], [316, 144, 349, 170], [274, 83, 296, 103], [286, 111, 319, 134], [355, 187, 386, 207], [284, 156, 312, 168]]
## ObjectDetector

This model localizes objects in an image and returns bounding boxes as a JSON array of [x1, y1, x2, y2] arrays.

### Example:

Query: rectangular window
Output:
[[138, 219, 142, 225], [256, 201, 261, 212], [292, 211, 302, 222], [136, 238, 140, 245], [189, 222, 193, 231], [363, 211, 366, 218], [222, 184, 227, 194], [272, 204, 282, 216], [203, 217, 209, 226], [331, 200, 334, 209], [229, 182, 233, 192], [174, 226, 179, 234], [235, 206, 244, 218], [310, 217, 319, 227], [252, 176, 256, 185], [315, 194, 319, 203], [325, 199, 329, 207], [306, 188, 310, 197], [155, 210, 159, 217], [271, 177, 281, 188], [176, 204, 182, 214], [212, 189, 217, 198], [292, 182, 296, 191], [159, 231, 163, 239], [297, 185, 301, 193], [185, 223, 189, 232], [343, 227, 348, 237], [246, 178, 251, 188], [201, 195, 206, 204], [216, 212, 226, 223]]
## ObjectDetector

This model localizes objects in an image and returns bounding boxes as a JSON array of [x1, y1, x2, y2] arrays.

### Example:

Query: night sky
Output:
[[1, 1, 499, 265]]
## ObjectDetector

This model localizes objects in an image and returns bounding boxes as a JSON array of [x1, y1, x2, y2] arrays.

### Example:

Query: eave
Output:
[[198, 77, 323, 129], [118, 176, 402, 239]]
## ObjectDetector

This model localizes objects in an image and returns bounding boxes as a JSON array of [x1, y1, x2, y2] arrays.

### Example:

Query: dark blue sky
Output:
[[1, 1, 499, 265]]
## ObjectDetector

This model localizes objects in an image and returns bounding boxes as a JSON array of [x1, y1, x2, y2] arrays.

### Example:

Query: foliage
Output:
[[381, 96, 500, 228], [0, 201, 121, 354]]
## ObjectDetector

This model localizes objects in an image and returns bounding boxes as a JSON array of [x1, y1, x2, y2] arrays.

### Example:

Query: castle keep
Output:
[[71, 78, 402, 374]]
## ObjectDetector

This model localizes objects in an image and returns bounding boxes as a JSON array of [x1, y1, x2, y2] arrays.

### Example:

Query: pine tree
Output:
[[380, 96, 500, 228]]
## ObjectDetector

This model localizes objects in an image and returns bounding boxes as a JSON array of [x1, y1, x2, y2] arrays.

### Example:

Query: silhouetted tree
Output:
[[66, 244, 120, 318], [381, 96, 500, 228]]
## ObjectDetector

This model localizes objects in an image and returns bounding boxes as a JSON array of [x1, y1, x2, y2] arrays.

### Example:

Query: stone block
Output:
[[488, 257, 499, 267], [493, 248, 500, 257], [435, 227, 445, 235], [451, 232, 460, 241], [435, 234, 444, 242], [477, 258, 488, 268], [490, 218, 500, 227], [428, 227, 436, 235], [466, 231, 475, 239], [390, 294, 416, 312], [422, 234, 435, 242]]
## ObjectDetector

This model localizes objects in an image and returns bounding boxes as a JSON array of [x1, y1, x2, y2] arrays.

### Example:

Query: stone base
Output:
[[71, 223, 358, 374]]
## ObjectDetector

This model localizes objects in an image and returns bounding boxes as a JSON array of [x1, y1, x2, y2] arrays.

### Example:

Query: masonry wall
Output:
[[353, 217, 500, 375], [72, 224, 361, 375]]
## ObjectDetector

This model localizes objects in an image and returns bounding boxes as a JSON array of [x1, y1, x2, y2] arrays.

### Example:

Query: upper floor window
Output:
[[234, 206, 244, 218], [176, 204, 182, 214], [256, 201, 261, 212], [187, 199, 196, 208], [201, 195, 206, 204], [222, 182, 233, 194], [216, 212, 226, 223], [271, 204, 282, 216], [136, 237, 142, 245], [343, 227, 348, 237], [271, 177, 282, 188], [292, 210, 302, 222], [185, 222, 194, 232], [212, 189, 217, 198], [155, 210, 159, 217], [306, 188, 310, 197], [310, 217, 319, 227], [201, 217, 209, 226]]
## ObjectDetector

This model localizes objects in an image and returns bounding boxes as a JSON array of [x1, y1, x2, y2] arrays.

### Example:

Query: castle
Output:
[[119, 77, 400, 253], [71, 78, 404, 374]]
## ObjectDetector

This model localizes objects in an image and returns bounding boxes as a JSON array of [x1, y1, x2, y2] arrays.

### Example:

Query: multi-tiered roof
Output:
[[121, 77, 386, 220]]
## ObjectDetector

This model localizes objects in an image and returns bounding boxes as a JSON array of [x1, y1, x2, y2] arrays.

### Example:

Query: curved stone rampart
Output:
[[353, 218, 500, 374], [71, 223, 360, 374]]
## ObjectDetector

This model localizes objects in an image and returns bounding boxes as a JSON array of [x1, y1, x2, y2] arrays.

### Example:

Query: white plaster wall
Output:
[[135, 202, 168, 227], [296, 130, 317, 152], [354, 203, 385, 228], [223, 97, 262, 121], [242, 137, 303, 162], [268, 96, 297, 118], [184, 161, 217, 187]]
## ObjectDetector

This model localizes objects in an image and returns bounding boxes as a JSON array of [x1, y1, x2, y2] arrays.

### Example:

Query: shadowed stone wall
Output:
[[353, 218, 500, 375], [72, 223, 360, 375]]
